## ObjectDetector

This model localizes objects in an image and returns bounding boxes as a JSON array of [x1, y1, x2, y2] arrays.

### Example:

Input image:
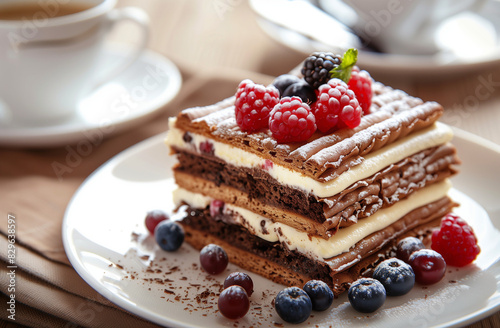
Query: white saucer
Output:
[[0, 44, 182, 148], [250, 0, 500, 77]]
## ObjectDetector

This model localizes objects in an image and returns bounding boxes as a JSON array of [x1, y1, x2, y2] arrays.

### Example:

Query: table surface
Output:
[[115, 1, 500, 326], [6, 0, 500, 327]]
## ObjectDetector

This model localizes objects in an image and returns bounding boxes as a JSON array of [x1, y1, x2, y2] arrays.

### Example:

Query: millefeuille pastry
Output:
[[165, 51, 459, 295]]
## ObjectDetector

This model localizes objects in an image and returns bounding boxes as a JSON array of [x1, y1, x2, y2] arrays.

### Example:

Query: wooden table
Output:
[[113, 1, 500, 327]]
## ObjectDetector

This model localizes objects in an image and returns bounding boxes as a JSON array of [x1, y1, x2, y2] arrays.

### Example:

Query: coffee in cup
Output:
[[0, 0, 150, 125]]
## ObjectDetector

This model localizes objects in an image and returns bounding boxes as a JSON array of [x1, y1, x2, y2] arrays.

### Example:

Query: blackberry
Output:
[[301, 52, 342, 89]]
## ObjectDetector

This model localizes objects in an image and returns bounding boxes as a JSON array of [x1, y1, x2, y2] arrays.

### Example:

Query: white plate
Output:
[[0, 44, 182, 148], [250, 0, 500, 76], [63, 127, 500, 328]]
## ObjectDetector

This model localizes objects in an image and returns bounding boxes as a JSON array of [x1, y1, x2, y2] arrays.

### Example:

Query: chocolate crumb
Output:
[[164, 289, 175, 295]]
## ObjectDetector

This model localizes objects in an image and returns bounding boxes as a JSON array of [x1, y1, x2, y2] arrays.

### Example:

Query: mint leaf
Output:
[[330, 48, 358, 83]]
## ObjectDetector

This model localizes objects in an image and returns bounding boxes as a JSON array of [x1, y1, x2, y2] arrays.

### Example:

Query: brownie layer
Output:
[[173, 143, 458, 238], [179, 196, 455, 295], [173, 82, 443, 181]]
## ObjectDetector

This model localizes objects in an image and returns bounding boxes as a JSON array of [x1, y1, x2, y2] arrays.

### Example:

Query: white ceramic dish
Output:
[[63, 127, 500, 328], [250, 0, 500, 76], [0, 43, 182, 148]]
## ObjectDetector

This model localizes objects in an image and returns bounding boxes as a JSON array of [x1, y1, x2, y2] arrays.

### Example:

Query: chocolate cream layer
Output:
[[178, 193, 455, 295]]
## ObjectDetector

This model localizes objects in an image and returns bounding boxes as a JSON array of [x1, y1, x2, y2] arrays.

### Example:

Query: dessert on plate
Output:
[[164, 50, 460, 295]]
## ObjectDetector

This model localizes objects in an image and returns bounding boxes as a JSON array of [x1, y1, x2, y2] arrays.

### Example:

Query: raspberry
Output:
[[269, 97, 316, 143], [234, 79, 279, 132], [313, 78, 362, 133], [301, 52, 342, 89], [431, 213, 480, 267], [348, 66, 373, 115]]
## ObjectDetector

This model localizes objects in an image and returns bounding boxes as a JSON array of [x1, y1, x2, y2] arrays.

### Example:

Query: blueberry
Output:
[[373, 258, 415, 296], [282, 81, 317, 104], [154, 221, 184, 252], [348, 278, 386, 313], [274, 287, 312, 324], [303, 280, 334, 311], [272, 74, 302, 96]]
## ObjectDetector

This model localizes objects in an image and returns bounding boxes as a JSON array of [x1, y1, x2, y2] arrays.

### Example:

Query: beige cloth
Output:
[[0, 69, 273, 327]]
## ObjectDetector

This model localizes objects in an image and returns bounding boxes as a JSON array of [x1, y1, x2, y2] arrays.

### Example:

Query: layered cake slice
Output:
[[165, 52, 460, 295]]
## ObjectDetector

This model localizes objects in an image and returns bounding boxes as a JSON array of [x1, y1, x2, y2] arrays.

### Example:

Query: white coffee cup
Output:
[[0, 0, 149, 125], [339, 0, 488, 55]]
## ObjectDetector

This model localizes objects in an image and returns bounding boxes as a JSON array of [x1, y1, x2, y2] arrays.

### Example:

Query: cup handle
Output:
[[92, 6, 150, 89]]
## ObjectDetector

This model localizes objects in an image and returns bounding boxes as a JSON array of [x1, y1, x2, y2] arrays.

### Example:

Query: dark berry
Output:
[[301, 52, 342, 88], [409, 249, 446, 285], [218, 285, 250, 320], [348, 66, 372, 115], [373, 258, 415, 296], [268, 96, 317, 143], [274, 287, 312, 324], [182, 131, 192, 143], [234, 79, 279, 132], [396, 237, 425, 263], [431, 213, 480, 267], [223, 272, 254, 297], [200, 244, 228, 275], [272, 74, 302, 96], [282, 80, 317, 104], [154, 221, 184, 252], [348, 278, 386, 313], [303, 280, 334, 311], [313, 78, 362, 133], [145, 210, 169, 235]]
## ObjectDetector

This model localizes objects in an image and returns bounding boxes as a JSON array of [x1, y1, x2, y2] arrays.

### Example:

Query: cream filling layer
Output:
[[174, 180, 451, 260], [166, 119, 453, 198]]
